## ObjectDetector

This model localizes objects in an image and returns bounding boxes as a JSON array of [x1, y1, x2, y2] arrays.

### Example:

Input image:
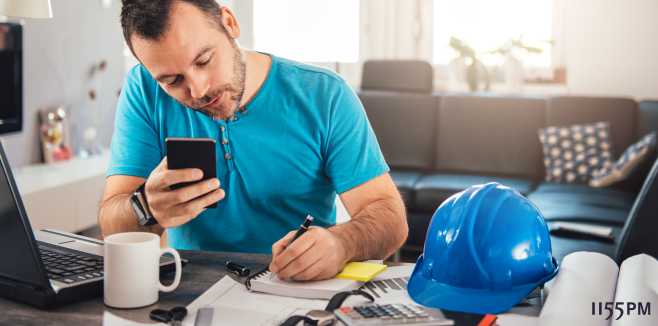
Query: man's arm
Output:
[[269, 173, 407, 280], [98, 175, 163, 238], [331, 173, 407, 261], [98, 158, 225, 238]]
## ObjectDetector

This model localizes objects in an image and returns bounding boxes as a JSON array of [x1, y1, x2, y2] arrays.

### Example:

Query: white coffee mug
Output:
[[104, 232, 182, 309]]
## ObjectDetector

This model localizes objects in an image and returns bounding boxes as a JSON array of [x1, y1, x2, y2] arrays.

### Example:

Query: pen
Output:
[[288, 214, 314, 246], [271, 214, 314, 279]]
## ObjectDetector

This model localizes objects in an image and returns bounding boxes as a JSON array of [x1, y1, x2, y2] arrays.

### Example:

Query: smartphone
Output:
[[165, 137, 218, 208]]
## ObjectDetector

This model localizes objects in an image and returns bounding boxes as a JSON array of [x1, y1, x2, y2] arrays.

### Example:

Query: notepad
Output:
[[336, 262, 387, 282], [248, 270, 361, 299]]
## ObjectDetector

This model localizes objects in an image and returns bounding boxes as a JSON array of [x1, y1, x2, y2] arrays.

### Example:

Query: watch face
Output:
[[306, 310, 334, 325]]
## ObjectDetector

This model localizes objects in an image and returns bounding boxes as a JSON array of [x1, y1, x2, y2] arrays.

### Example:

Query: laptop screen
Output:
[[0, 142, 47, 287]]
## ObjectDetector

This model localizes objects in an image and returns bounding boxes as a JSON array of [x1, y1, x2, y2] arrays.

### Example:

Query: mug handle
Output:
[[158, 247, 182, 293]]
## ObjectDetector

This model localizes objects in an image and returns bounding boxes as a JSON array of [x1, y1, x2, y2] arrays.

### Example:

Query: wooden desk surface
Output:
[[0, 250, 269, 325]]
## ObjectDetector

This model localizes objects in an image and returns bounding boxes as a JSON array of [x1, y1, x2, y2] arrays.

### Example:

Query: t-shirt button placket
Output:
[[219, 123, 234, 171]]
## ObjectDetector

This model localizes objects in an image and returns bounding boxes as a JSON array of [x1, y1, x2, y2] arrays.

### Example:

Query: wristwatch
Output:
[[130, 183, 158, 226]]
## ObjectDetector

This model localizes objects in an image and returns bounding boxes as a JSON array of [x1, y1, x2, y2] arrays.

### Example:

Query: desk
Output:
[[0, 250, 268, 325], [0, 250, 539, 325]]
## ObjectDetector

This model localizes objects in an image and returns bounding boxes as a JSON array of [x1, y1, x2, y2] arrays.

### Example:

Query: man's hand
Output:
[[269, 227, 349, 281], [145, 157, 225, 228]]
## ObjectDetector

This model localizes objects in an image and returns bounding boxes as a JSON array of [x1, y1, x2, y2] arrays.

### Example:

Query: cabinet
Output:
[[13, 152, 109, 232]]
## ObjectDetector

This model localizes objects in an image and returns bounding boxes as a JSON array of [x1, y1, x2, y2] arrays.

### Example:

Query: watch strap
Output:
[[279, 315, 315, 326], [135, 183, 157, 226], [278, 289, 375, 326], [325, 289, 375, 312]]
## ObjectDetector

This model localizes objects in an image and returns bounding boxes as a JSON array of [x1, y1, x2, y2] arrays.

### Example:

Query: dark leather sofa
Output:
[[358, 60, 658, 262]]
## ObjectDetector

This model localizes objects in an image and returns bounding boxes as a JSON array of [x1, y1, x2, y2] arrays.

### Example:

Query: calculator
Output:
[[334, 303, 454, 325]]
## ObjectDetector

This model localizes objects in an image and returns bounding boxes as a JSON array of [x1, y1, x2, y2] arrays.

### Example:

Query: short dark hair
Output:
[[121, 0, 223, 56]]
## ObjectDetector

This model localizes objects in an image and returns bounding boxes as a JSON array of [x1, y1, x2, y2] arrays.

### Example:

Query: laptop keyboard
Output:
[[38, 244, 104, 284]]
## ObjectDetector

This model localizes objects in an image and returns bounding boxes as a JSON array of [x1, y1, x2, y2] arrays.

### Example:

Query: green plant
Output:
[[489, 36, 547, 57], [449, 37, 490, 91]]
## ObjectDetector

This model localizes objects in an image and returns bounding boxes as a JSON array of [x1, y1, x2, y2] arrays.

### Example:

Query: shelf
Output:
[[14, 151, 110, 194], [12, 151, 110, 233]]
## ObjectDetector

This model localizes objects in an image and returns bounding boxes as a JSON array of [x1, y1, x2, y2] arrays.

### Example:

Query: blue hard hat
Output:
[[407, 182, 558, 314]]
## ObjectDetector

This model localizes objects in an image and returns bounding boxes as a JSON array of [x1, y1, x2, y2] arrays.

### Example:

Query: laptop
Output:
[[0, 141, 178, 308]]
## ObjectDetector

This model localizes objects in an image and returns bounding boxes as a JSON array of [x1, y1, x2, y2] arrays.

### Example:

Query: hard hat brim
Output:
[[407, 255, 559, 315]]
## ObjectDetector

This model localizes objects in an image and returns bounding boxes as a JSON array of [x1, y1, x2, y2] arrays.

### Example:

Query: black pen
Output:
[[271, 214, 314, 279], [288, 214, 314, 246]]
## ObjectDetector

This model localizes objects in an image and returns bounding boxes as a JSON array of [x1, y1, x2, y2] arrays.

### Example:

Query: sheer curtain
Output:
[[339, 0, 433, 87]]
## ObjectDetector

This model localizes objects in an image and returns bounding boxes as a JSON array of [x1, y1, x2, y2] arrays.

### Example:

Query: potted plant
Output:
[[489, 37, 548, 91], [448, 37, 490, 92]]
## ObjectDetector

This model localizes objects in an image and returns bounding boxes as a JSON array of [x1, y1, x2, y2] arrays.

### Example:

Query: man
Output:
[[99, 0, 408, 281]]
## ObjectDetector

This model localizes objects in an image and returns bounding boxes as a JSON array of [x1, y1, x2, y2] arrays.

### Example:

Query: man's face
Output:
[[131, 2, 245, 120]]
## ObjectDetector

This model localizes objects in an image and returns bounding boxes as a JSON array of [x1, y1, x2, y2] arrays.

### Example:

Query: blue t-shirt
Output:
[[108, 55, 389, 253]]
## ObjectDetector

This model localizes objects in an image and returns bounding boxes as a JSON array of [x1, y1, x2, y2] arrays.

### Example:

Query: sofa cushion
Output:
[[534, 204, 628, 226], [361, 60, 433, 93], [617, 101, 658, 192], [528, 182, 635, 210], [360, 91, 438, 169], [591, 132, 657, 187], [435, 95, 546, 178], [412, 174, 535, 212], [538, 121, 614, 184], [404, 210, 621, 262], [546, 96, 637, 159], [406, 212, 432, 249], [390, 170, 422, 205], [638, 100, 658, 137]]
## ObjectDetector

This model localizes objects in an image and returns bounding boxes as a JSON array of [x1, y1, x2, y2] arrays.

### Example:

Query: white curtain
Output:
[[339, 0, 433, 87]]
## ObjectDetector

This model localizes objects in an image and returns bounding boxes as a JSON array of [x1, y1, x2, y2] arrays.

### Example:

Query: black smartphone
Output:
[[165, 137, 218, 208]]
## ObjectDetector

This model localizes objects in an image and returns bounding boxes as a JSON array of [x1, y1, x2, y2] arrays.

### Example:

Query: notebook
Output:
[[247, 269, 361, 300]]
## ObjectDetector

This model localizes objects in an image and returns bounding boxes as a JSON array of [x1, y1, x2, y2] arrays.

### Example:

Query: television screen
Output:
[[0, 23, 22, 134]]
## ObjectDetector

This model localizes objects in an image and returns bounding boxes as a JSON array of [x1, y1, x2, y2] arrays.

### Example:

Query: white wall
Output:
[[563, 0, 658, 100], [229, 0, 254, 49], [0, 0, 124, 168]]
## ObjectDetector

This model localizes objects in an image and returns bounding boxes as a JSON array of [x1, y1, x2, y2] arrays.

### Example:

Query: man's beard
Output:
[[188, 42, 246, 121]]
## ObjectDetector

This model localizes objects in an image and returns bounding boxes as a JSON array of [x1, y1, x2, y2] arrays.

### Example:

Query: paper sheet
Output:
[[496, 313, 539, 326], [183, 265, 416, 326], [538, 251, 619, 326], [182, 276, 326, 326], [611, 254, 658, 326]]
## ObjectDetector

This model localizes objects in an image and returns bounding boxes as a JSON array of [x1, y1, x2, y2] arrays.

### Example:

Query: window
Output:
[[252, 0, 359, 63], [433, 0, 553, 67]]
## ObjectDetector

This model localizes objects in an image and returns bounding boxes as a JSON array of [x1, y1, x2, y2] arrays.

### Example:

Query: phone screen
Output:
[[165, 137, 217, 208]]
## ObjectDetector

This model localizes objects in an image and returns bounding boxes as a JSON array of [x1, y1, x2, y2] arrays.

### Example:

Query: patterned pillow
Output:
[[538, 122, 613, 184], [590, 132, 657, 187]]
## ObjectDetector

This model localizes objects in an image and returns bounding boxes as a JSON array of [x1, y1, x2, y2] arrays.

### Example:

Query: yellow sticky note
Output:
[[336, 262, 387, 282]]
